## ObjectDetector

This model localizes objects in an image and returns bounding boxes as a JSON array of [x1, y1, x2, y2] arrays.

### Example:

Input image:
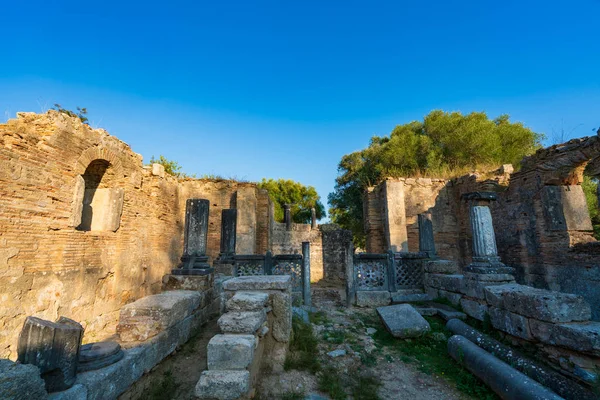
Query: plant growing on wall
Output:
[[51, 104, 89, 124], [149, 155, 184, 177], [258, 178, 326, 224], [329, 110, 544, 246]]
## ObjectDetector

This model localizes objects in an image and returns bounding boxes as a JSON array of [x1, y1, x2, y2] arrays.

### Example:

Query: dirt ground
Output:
[[119, 286, 481, 400]]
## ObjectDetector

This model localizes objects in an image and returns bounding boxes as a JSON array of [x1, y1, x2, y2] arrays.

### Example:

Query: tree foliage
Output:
[[582, 175, 600, 239], [52, 104, 89, 124], [329, 110, 544, 246], [258, 178, 326, 224]]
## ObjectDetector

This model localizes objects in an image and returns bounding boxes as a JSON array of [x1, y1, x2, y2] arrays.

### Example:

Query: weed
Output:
[[369, 313, 498, 399], [323, 329, 346, 344], [318, 366, 346, 400], [285, 316, 321, 373], [360, 352, 377, 367], [281, 390, 306, 400], [141, 369, 178, 400], [310, 311, 330, 325], [351, 374, 382, 400]]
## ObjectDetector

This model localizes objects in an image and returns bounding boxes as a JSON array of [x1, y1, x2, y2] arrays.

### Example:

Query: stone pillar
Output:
[[418, 212, 436, 258], [344, 241, 355, 307], [461, 192, 514, 274], [284, 204, 292, 231], [311, 207, 317, 230], [219, 209, 237, 260], [382, 180, 409, 252], [173, 198, 213, 275], [18, 316, 84, 392], [302, 241, 311, 306], [470, 206, 499, 262]]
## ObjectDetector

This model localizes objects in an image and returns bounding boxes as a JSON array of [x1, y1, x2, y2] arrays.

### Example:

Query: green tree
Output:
[[149, 155, 183, 177], [258, 178, 326, 224], [582, 175, 600, 239], [329, 110, 543, 246], [51, 104, 89, 124]]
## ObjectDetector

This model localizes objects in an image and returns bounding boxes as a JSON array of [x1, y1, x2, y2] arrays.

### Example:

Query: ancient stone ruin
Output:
[[1, 110, 600, 399]]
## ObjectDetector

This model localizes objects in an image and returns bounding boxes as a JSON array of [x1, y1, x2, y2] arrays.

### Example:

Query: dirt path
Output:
[[118, 317, 220, 400], [257, 287, 486, 400]]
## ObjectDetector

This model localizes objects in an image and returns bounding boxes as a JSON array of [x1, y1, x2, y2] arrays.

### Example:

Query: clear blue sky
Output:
[[1, 0, 599, 217]]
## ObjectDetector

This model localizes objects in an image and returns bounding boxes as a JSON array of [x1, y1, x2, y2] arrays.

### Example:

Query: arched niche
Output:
[[71, 159, 124, 232]]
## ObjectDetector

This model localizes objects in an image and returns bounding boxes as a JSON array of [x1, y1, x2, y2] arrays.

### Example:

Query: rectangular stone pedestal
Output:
[[162, 274, 213, 292]]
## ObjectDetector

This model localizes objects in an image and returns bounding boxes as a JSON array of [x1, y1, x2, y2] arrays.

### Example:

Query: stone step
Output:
[[195, 370, 250, 400], [430, 302, 467, 321], [218, 310, 266, 334], [226, 291, 269, 312], [391, 293, 432, 304], [207, 334, 256, 370], [376, 304, 431, 338]]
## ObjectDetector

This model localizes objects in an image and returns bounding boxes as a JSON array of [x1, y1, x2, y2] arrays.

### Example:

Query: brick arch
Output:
[[74, 147, 124, 178]]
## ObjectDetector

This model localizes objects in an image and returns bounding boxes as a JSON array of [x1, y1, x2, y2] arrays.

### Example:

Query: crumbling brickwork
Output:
[[0, 111, 270, 359]]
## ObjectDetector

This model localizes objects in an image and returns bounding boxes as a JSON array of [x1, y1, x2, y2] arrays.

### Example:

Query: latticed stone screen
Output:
[[272, 259, 303, 292], [355, 259, 388, 291], [395, 258, 424, 289], [235, 260, 265, 276]]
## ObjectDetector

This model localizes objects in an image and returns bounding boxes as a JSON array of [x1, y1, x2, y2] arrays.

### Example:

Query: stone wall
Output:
[[271, 221, 351, 285], [365, 178, 459, 260], [0, 111, 269, 359], [423, 261, 600, 384]]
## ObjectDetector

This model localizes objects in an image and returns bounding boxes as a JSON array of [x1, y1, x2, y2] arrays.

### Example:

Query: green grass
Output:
[[369, 313, 498, 400], [318, 366, 346, 400], [323, 329, 346, 344], [351, 374, 382, 400], [281, 390, 306, 400], [141, 369, 178, 400], [310, 310, 331, 325], [284, 315, 321, 373]]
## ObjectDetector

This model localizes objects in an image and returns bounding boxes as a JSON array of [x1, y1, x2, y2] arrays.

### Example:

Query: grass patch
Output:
[[323, 329, 346, 344], [310, 310, 331, 325], [318, 366, 346, 400], [285, 315, 321, 373], [281, 390, 306, 400], [352, 374, 382, 400], [141, 369, 178, 400], [369, 312, 498, 399]]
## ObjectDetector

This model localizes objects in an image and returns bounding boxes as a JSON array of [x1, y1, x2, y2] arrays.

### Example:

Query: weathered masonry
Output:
[[0, 111, 349, 361], [365, 140, 600, 319]]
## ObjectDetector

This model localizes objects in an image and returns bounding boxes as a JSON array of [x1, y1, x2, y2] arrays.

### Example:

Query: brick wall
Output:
[[0, 111, 270, 359]]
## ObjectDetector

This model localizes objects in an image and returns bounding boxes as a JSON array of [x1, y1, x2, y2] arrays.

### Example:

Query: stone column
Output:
[[173, 198, 213, 275], [418, 212, 436, 258], [219, 209, 237, 260], [344, 241, 355, 307], [302, 241, 312, 306], [284, 204, 292, 231], [470, 206, 499, 262], [311, 207, 317, 230]]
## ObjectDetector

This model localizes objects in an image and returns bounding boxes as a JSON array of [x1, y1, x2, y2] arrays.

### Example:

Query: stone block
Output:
[[117, 291, 201, 342], [292, 307, 309, 323], [489, 307, 533, 340], [226, 291, 269, 312], [460, 298, 489, 321], [207, 334, 256, 370], [530, 320, 600, 356], [484, 284, 591, 323], [356, 291, 391, 307], [222, 275, 292, 292], [151, 163, 164, 177], [17, 316, 84, 392], [424, 274, 463, 293], [195, 370, 250, 400], [218, 310, 266, 334], [431, 303, 466, 321], [0, 359, 47, 400], [376, 304, 431, 338], [162, 274, 212, 292], [424, 260, 459, 274], [436, 289, 462, 306], [271, 292, 292, 342], [461, 275, 513, 300], [391, 292, 432, 303], [48, 384, 87, 400]]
